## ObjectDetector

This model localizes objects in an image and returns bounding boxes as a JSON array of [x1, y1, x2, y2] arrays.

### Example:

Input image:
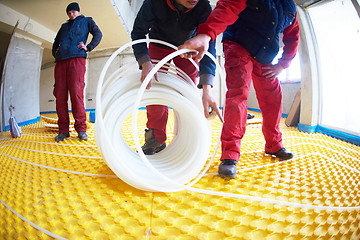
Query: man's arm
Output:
[[278, 13, 300, 69], [196, 0, 247, 42], [130, 0, 158, 88], [86, 18, 102, 52], [52, 29, 61, 58], [198, 38, 216, 88], [130, 0, 155, 65], [197, 39, 222, 121], [180, 0, 247, 61], [262, 14, 300, 79]]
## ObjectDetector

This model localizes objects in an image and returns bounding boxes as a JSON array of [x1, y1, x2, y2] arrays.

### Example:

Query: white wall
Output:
[[2, 34, 42, 127], [85, 49, 136, 110], [39, 65, 55, 112]]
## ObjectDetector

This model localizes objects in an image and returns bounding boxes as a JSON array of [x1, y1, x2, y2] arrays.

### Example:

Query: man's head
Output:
[[175, 0, 199, 9], [66, 2, 80, 20]]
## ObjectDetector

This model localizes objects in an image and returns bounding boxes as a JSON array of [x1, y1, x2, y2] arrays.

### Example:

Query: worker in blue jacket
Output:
[[52, 2, 102, 142], [131, 0, 220, 155]]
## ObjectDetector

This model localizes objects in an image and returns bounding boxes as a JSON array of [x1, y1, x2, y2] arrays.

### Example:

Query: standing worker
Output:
[[52, 2, 102, 141], [131, 0, 221, 155], [180, 0, 300, 178]]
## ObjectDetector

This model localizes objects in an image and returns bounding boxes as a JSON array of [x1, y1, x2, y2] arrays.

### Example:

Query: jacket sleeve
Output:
[[197, 0, 247, 41], [198, 39, 216, 88], [278, 13, 300, 69], [131, 0, 155, 66], [197, 1, 218, 88], [52, 28, 61, 58], [86, 18, 102, 52]]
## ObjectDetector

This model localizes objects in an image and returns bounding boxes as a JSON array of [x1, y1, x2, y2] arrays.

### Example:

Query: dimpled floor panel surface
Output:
[[0, 111, 359, 240]]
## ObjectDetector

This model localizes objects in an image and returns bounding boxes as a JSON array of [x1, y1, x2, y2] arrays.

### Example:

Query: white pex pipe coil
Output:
[[95, 39, 218, 192]]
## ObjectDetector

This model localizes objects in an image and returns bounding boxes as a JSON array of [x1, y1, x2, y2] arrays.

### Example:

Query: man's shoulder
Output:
[[150, 0, 167, 6], [195, 0, 212, 10], [76, 15, 96, 23], [198, 0, 212, 6], [193, 0, 212, 14], [76, 15, 92, 21], [198, 0, 211, 4], [79, 15, 91, 20]]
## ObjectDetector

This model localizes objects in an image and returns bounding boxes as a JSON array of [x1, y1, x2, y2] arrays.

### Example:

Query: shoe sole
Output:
[[55, 136, 69, 142], [265, 152, 293, 161], [55, 138, 67, 142], [154, 143, 166, 153], [143, 143, 166, 155], [218, 173, 237, 179]]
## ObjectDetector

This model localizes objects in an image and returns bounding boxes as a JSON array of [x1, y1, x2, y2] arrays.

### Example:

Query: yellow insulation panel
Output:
[[0, 111, 359, 239]]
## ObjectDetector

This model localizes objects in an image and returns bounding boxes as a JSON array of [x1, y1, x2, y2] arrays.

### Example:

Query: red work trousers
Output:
[[146, 43, 198, 143], [54, 57, 87, 133], [221, 40, 284, 161]]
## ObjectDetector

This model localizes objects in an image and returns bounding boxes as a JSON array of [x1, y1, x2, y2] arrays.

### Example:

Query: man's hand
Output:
[[262, 64, 284, 79], [179, 34, 211, 62], [141, 61, 159, 89], [202, 84, 223, 122], [78, 42, 87, 52]]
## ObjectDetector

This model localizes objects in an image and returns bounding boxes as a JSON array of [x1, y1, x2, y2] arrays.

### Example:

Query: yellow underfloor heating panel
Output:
[[0, 111, 359, 240]]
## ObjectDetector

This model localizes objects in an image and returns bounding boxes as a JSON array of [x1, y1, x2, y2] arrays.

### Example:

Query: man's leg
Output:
[[219, 41, 253, 178], [252, 63, 293, 160], [138, 44, 174, 154], [67, 57, 87, 134], [146, 105, 168, 143], [54, 60, 70, 133], [221, 41, 253, 161]]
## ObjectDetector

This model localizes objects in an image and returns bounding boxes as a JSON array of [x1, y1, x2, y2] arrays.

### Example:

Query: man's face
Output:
[[67, 10, 79, 20], [175, 0, 199, 9]]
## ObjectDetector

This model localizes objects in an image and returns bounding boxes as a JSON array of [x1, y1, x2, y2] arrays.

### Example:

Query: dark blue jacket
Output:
[[52, 15, 102, 62], [131, 0, 216, 87], [223, 0, 297, 64]]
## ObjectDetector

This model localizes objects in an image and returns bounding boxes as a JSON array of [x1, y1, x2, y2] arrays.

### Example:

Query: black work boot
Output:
[[247, 113, 255, 119], [55, 132, 70, 142], [218, 159, 237, 178], [78, 131, 88, 140], [141, 128, 166, 155], [265, 148, 293, 160]]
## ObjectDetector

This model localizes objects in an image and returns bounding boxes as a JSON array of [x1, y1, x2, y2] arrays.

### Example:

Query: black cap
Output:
[[66, 2, 80, 13]]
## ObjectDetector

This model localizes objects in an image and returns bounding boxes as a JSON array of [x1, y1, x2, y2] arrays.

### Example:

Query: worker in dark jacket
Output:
[[180, 0, 300, 178], [131, 0, 220, 155], [52, 2, 102, 142]]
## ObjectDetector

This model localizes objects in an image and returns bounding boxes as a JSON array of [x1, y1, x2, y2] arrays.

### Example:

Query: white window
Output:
[[308, 0, 360, 136]]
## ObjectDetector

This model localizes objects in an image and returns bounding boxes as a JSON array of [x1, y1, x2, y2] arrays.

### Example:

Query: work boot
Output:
[[141, 128, 166, 155], [55, 132, 70, 142], [78, 131, 88, 140], [218, 159, 237, 178], [247, 113, 255, 119], [265, 148, 293, 160]]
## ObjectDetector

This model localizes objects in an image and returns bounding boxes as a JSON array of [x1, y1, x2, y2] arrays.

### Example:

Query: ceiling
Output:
[[0, 0, 131, 64]]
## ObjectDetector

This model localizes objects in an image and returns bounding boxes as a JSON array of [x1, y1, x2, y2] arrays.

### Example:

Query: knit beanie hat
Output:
[[66, 2, 80, 12]]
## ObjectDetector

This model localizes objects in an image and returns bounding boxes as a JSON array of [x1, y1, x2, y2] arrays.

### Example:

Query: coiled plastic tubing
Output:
[[95, 39, 218, 192]]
